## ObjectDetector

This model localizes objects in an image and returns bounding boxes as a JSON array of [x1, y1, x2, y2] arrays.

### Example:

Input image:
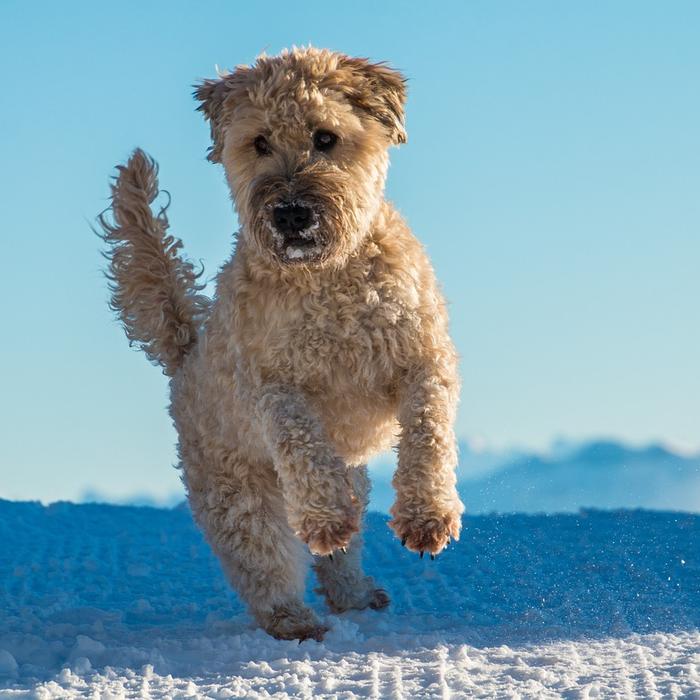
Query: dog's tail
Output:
[[98, 149, 209, 376]]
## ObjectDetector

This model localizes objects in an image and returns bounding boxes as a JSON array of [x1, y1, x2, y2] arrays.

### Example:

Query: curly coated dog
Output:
[[100, 47, 464, 642]]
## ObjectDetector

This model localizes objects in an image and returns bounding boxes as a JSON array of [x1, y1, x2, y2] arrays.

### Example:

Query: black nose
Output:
[[273, 204, 312, 234]]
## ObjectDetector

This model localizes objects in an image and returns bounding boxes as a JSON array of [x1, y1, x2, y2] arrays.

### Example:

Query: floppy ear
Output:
[[193, 69, 249, 163], [336, 57, 407, 145]]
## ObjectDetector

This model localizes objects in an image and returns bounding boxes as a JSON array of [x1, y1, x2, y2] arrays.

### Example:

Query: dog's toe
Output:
[[299, 510, 360, 556], [369, 588, 391, 610], [296, 624, 330, 643]]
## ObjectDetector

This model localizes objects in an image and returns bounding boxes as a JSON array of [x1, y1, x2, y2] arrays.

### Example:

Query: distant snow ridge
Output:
[[0, 500, 698, 698], [369, 439, 700, 515], [464, 440, 700, 514]]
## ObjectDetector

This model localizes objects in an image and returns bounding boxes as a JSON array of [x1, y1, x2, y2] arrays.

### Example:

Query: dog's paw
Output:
[[298, 506, 360, 556], [263, 601, 329, 643], [368, 587, 391, 610], [389, 504, 462, 557], [315, 571, 391, 613], [321, 585, 391, 614]]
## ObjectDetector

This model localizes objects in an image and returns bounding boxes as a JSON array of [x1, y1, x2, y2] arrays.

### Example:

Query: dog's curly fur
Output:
[[100, 47, 464, 641]]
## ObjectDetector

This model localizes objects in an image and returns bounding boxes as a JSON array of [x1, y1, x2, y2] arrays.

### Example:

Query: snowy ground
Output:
[[0, 500, 698, 698]]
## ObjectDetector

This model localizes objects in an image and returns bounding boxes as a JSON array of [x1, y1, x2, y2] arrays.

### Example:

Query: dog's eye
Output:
[[253, 135, 271, 156], [313, 130, 338, 152]]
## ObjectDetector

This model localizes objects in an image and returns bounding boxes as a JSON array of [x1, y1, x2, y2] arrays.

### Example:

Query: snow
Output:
[[0, 499, 698, 698]]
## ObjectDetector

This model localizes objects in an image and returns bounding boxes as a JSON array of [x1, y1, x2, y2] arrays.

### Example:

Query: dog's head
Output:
[[195, 47, 406, 268]]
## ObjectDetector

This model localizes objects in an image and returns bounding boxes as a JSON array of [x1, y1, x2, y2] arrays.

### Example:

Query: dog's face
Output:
[[195, 48, 406, 268]]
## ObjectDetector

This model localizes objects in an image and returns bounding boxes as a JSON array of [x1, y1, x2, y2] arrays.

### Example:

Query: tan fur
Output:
[[99, 153, 209, 375], [100, 47, 464, 642]]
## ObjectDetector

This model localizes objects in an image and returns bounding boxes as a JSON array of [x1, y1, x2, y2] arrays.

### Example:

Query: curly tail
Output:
[[98, 149, 209, 376]]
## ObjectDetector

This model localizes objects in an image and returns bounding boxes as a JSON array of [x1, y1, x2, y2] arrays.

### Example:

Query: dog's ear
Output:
[[194, 69, 249, 163], [336, 57, 407, 145]]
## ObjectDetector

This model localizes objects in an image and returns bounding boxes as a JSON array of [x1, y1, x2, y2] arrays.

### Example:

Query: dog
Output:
[[100, 47, 464, 642]]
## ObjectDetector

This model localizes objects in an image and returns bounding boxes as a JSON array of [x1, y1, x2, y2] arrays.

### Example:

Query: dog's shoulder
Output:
[[368, 203, 451, 326]]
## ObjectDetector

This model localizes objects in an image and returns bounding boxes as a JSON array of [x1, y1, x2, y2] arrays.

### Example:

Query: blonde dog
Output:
[[100, 47, 463, 641]]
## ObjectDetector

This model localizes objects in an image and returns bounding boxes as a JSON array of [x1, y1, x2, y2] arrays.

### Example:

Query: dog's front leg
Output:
[[389, 359, 464, 556], [257, 384, 360, 555]]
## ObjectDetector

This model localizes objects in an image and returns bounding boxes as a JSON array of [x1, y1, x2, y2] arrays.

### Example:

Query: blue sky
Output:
[[1, 1, 698, 503]]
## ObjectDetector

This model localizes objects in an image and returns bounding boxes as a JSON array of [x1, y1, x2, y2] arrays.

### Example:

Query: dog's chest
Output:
[[249, 275, 413, 394]]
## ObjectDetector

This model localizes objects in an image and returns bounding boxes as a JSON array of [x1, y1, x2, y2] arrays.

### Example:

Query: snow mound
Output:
[[0, 500, 698, 698]]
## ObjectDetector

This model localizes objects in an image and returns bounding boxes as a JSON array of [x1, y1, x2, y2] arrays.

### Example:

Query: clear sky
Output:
[[1, 0, 698, 504]]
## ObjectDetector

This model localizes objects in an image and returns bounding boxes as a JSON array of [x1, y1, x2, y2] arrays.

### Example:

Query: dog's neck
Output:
[[236, 201, 393, 289]]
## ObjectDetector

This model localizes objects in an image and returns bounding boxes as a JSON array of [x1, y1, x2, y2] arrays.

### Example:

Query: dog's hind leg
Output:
[[313, 466, 390, 613], [186, 453, 327, 641]]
